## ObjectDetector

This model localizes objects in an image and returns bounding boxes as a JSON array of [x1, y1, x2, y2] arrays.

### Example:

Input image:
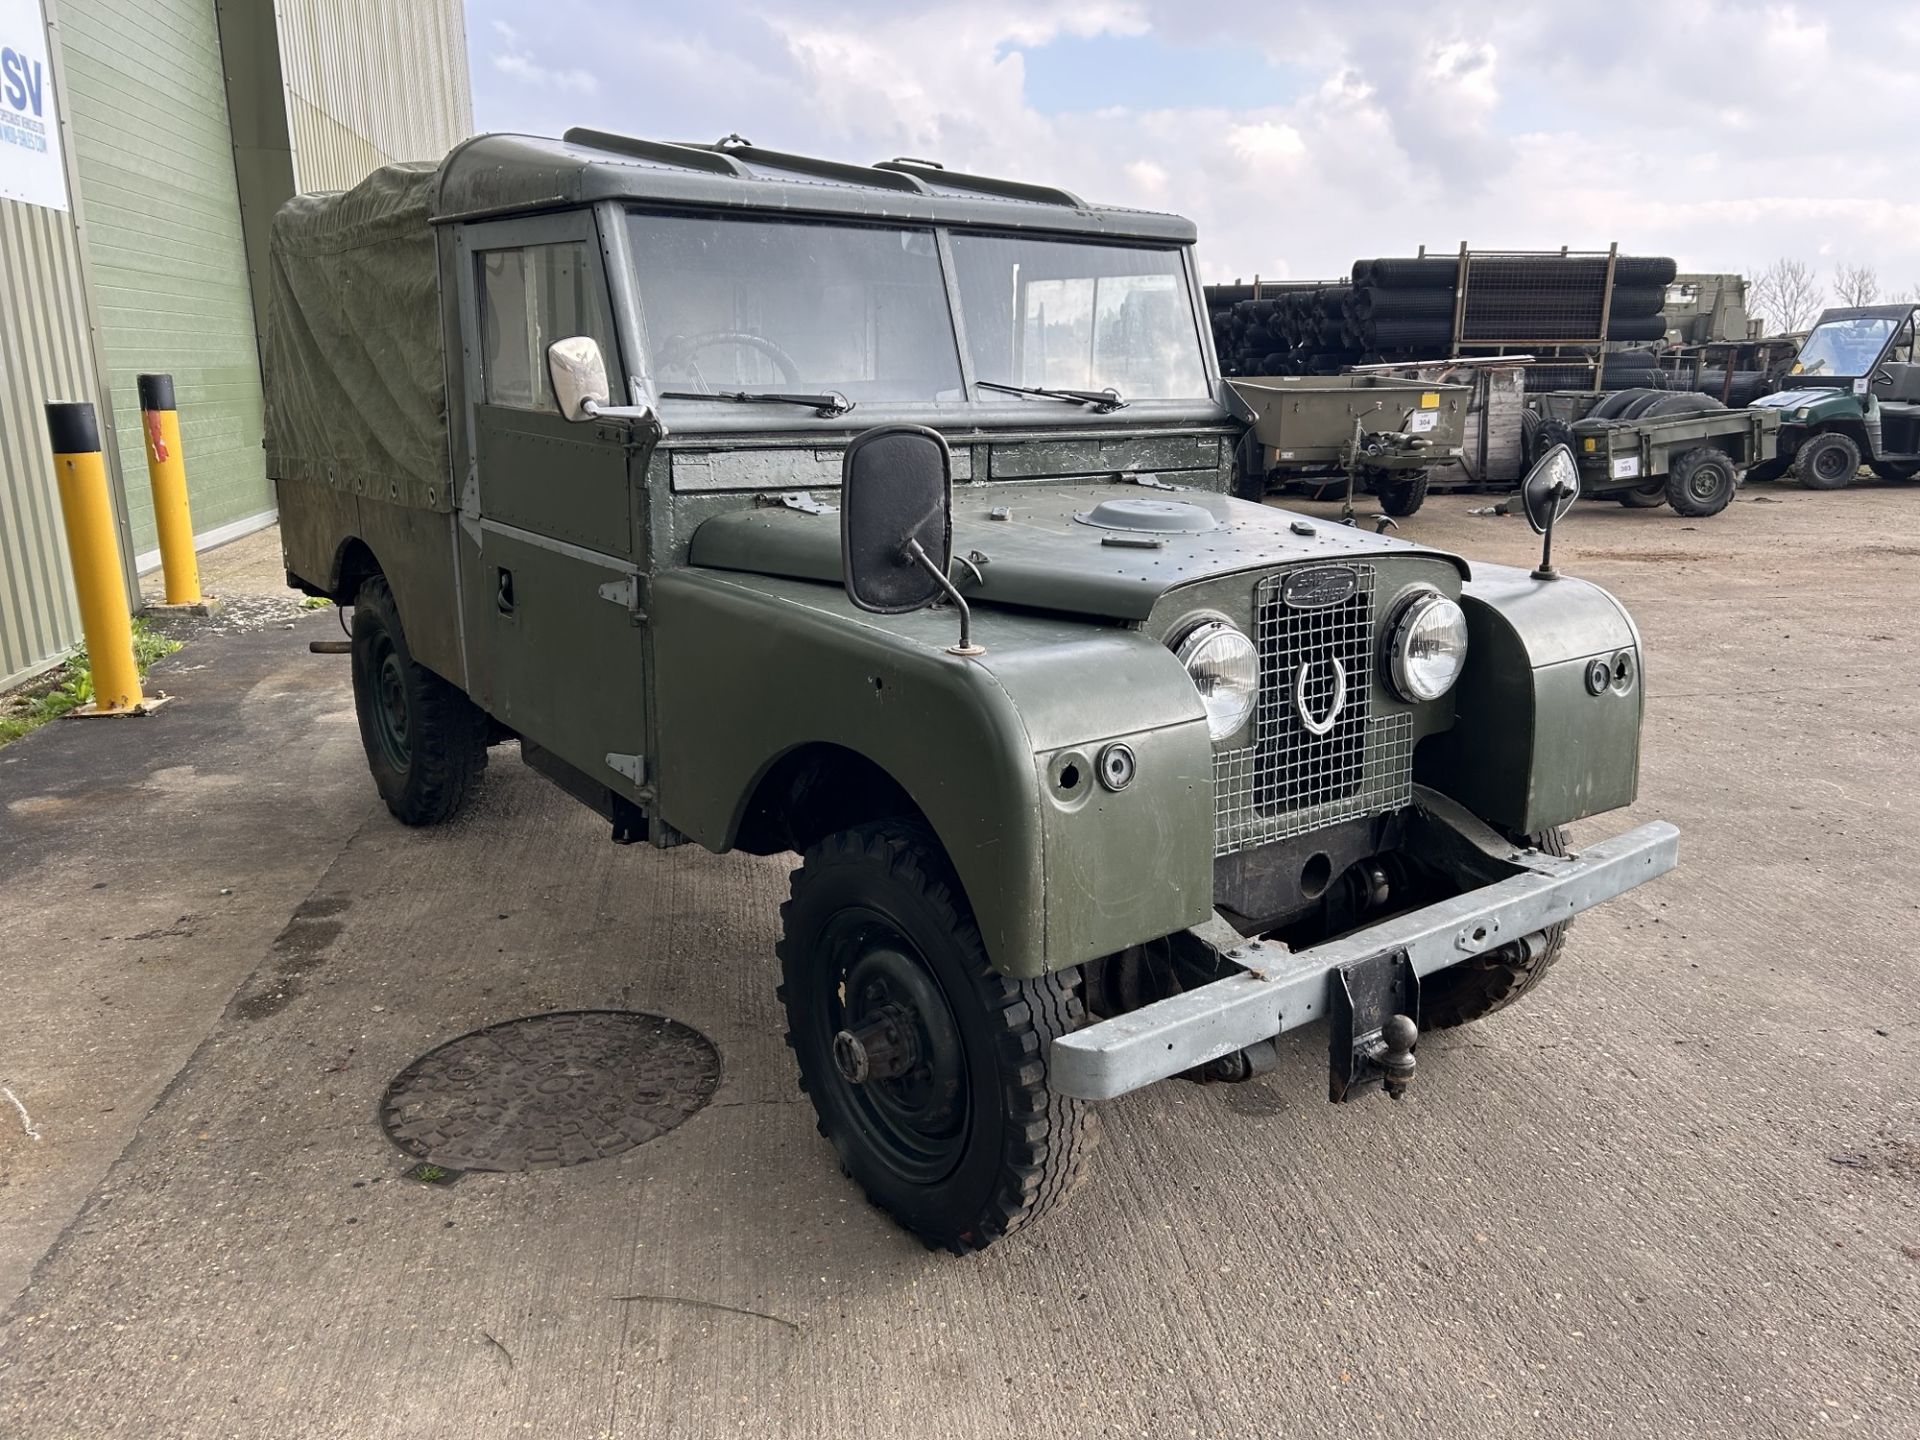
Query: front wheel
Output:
[[777, 822, 1098, 1252], [1421, 828, 1571, 1028], [1666, 447, 1738, 517], [1376, 470, 1429, 517], [350, 575, 487, 825], [1794, 431, 1860, 490]]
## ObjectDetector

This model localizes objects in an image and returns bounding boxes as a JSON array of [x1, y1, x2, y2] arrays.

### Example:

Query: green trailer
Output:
[[1229, 375, 1471, 517], [1531, 389, 1780, 517]]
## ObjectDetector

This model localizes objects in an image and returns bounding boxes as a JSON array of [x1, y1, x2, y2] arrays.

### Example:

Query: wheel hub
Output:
[[832, 1003, 920, 1084]]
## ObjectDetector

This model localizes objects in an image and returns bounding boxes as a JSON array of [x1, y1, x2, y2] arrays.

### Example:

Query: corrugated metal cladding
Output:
[[0, 0, 470, 688], [0, 199, 97, 688], [59, 0, 271, 555], [278, 0, 472, 192]]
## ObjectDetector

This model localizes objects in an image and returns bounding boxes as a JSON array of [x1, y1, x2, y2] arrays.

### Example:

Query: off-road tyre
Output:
[[1794, 431, 1860, 491], [1870, 459, 1920, 482], [777, 822, 1098, 1253], [1589, 387, 1654, 421], [1532, 418, 1576, 465], [1420, 828, 1571, 1029], [1666, 447, 1738, 518], [1376, 470, 1429, 517], [350, 575, 486, 826], [1617, 482, 1667, 508], [1744, 457, 1789, 484]]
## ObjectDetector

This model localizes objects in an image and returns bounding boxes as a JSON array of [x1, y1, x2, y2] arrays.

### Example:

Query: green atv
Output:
[[1749, 304, 1920, 490]]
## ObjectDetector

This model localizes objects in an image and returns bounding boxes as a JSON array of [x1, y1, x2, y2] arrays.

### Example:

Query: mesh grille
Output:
[[1213, 566, 1414, 858]]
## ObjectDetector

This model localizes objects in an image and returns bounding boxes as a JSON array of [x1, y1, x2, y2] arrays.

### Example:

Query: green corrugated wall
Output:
[[57, 0, 270, 554]]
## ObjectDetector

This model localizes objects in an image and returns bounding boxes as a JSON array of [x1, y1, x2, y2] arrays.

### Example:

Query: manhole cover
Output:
[[381, 1010, 721, 1172]]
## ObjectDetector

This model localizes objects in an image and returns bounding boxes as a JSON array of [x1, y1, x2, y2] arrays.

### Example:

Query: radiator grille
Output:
[[1213, 566, 1414, 857]]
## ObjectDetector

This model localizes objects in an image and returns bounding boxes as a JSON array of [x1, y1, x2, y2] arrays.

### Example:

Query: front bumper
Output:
[[1050, 819, 1679, 1101]]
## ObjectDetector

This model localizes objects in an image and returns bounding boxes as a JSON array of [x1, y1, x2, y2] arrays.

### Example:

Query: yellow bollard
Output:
[[138, 373, 202, 606], [45, 402, 145, 714]]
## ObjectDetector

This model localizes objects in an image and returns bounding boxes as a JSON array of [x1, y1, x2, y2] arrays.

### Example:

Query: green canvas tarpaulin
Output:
[[263, 162, 451, 511]]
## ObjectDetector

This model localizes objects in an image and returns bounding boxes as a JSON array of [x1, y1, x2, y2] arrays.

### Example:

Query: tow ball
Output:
[[1328, 949, 1421, 1102]]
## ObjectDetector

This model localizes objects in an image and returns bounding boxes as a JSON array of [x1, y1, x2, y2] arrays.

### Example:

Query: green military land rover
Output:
[[265, 130, 1677, 1252]]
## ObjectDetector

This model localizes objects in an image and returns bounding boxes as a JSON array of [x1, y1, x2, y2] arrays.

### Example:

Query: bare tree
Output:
[[1832, 262, 1880, 307], [1748, 258, 1824, 333], [1891, 282, 1920, 303]]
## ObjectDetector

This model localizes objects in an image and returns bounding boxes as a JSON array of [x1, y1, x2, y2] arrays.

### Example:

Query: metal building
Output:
[[0, 0, 471, 688]]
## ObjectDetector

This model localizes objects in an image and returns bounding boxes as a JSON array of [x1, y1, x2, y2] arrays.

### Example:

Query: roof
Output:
[[1812, 304, 1919, 323], [430, 129, 1197, 244]]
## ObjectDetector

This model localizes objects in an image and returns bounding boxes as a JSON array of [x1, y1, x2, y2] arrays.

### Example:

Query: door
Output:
[[459, 213, 652, 797]]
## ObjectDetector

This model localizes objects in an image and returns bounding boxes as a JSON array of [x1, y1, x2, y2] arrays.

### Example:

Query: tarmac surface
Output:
[[1, 486, 1917, 1438]]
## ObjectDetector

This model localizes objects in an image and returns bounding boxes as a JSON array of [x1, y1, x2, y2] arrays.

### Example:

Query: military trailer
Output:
[[265, 130, 1677, 1252], [1529, 389, 1780, 517], [1747, 304, 1920, 489], [1227, 374, 1470, 516]]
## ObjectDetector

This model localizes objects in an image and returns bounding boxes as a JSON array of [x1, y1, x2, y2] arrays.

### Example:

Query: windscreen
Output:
[[948, 234, 1209, 400], [1797, 315, 1898, 377], [627, 213, 964, 404]]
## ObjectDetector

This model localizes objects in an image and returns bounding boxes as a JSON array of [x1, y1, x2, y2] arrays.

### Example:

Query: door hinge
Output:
[[605, 752, 647, 786], [597, 574, 648, 621]]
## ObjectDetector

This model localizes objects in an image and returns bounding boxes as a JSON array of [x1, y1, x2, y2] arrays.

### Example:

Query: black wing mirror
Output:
[[840, 425, 982, 656], [1521, 443, 1580, 581]]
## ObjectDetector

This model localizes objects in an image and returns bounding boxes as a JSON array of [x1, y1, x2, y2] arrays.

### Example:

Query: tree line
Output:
[[1748, 259, 1920, 334]]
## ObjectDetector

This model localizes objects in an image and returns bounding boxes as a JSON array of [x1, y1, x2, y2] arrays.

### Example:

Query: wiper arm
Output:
[[659, 389, 854, 418], [975, 380, 1128, 412]]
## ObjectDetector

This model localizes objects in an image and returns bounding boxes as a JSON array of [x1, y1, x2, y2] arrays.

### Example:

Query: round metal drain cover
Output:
[[381, 1010, 720, 1172]]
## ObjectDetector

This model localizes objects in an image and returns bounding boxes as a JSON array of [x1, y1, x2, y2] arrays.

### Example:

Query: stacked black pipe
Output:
[[1209, 255, 1679, 381]]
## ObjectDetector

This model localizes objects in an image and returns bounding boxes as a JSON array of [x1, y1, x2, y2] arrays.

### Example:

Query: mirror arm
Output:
[[1532, 481, 1570, 582], [903, 538, 985, 657]]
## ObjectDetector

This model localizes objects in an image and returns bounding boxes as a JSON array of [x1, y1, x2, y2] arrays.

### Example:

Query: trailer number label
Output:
[[1611, 456, 1642, 479], [1408, 411, 1438, 433]]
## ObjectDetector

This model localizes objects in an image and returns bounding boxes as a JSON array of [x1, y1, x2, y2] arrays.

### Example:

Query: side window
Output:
[[478, 240, 607, 409]]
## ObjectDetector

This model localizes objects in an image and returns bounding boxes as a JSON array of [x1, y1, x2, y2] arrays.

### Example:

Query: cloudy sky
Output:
[[464, 1, 1920, 299]]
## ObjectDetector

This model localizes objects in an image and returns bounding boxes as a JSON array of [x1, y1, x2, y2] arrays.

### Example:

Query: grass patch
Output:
[[0, 618, 182, 747], [298, 595, 332, 610]]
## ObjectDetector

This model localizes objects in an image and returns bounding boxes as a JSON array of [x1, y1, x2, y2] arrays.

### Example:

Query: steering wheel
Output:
[[656, 331, 801, 389]]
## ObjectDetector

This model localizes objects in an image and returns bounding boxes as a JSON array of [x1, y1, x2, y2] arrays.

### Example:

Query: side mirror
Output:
[[548, 336, 611, 421], [841, 425, 982, 655], [1521, 443, 1581, 535], [1520, 443, 1580, 582]]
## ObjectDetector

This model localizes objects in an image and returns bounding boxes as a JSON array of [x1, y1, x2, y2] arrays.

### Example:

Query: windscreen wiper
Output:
[[659, 389, 854, 418], [975, 380, 1128, 412]]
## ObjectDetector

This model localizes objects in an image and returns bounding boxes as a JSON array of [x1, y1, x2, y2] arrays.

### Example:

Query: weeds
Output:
[[298, 596, 332, 610], [0, 618, 182, 747]]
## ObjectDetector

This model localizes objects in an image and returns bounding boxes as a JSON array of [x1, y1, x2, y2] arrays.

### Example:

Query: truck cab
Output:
[[1751, 303, 1920, 488], [266, 130, 1675, 1252]]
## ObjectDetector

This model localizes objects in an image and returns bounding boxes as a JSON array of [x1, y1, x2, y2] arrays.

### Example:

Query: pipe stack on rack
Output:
[[1207, 255, 1680, 382]]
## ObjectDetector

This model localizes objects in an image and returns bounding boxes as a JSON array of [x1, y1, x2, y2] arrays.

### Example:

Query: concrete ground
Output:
[[1, 487, 1916, 1439]]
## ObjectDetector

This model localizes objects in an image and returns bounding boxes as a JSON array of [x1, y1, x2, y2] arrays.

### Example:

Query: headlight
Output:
[[1174, 620, 1257, 740], [1387, 590, 1468, 701], [1793, 407, 1811, 421]]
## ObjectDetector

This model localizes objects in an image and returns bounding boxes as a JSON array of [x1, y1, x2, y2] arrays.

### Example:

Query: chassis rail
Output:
[[1050, 820, 1680, 1101]]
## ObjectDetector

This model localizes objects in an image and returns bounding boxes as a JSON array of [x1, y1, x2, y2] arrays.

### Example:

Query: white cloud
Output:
[[463, 0, 1920, 290]]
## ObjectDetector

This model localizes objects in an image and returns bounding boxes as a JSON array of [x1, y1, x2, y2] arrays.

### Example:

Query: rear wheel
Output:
[[1870, 459, 1920, 481], [1794, 431, 1861, 490], [1666, 447, 1738, 517], [350, 575, 486, 825], [777, 822, 1098, 1252], [1422, 828, 1571, 1028], [1617, 482, 1667, 508]]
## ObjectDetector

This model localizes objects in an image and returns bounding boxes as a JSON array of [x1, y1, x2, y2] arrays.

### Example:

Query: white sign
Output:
[[0, 0, 66, 212], [1611, 455, 1642, 480], [1408, 410, 1438, 433]]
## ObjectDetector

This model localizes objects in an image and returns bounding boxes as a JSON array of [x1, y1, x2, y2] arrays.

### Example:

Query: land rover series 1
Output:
[[265, 130, 1676, 1252]]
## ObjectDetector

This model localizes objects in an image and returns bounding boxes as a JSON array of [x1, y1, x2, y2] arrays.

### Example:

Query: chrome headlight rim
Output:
[[1172, 616, 1258, 742], [1386, 588, 1468, 702]]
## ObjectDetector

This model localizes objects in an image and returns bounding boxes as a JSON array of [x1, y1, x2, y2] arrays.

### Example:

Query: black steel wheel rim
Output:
[[818, 909, 969, 1187], [1814, 443, 1850, 481], [369, 632, 410, 771], [1689, 462, 1731, 502]]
